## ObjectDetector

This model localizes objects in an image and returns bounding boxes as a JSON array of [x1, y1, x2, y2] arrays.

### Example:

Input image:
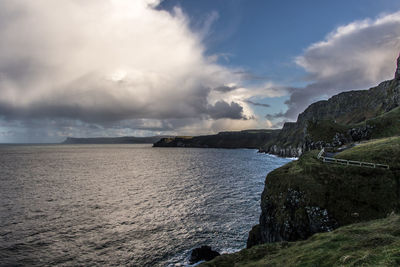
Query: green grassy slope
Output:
[[335, 136, 400, 170], [362, 106, 400, 139], [306, 106, 400, 143], [201, 215, 400, 267]]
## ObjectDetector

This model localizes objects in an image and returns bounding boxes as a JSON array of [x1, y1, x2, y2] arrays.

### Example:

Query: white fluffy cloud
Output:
[[283, 11, 400, 119], [0, 0, 262, 133]]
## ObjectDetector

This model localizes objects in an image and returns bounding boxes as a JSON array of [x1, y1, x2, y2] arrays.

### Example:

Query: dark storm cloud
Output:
[[0, 0, 253, 137], [0, 76, 245, 124], [206, 100, 246, 120]]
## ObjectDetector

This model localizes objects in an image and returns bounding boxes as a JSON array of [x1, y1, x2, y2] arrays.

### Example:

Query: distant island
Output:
[[62, 136, 171, 144]]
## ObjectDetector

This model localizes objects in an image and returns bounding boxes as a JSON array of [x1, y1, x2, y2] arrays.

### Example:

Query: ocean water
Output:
[[0, 144, 292, 266]]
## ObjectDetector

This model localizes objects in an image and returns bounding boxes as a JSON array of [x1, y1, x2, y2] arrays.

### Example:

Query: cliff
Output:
[[153, 130, 280, 149], [201, 214, 400, 266], [62, 136, 170, 144], [247, 136, 400, 248], [261, 77, 400, 157]]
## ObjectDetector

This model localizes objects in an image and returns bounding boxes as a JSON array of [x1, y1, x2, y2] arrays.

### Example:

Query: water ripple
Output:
[[0, 144, 291, 266]]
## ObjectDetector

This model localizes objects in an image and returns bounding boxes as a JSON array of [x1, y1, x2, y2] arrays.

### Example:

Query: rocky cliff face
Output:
[[248, 137, 400, 248], [261, 74, 400, 157]]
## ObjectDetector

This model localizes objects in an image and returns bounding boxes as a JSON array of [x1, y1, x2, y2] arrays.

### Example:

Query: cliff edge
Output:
[[248, 136, 400, 248]]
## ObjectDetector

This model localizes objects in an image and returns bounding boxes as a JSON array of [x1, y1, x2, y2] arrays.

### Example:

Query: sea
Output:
[[0, 144, 292, 266]]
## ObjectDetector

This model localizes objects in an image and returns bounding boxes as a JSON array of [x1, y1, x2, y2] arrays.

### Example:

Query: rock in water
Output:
[[189, 246, 220, 264]]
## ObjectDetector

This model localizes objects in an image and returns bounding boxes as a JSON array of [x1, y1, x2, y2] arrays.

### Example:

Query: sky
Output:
[[1, 0, 400, 143]]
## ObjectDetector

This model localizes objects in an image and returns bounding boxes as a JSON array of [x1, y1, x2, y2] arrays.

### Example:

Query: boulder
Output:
[[189, 246, 220, 264]]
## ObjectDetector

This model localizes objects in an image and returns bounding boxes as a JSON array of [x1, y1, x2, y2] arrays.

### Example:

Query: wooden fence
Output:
[[317, 148, 389, 170]]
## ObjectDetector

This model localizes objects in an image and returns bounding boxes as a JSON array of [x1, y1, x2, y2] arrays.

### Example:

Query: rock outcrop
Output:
[[190, 246, 220, 264]]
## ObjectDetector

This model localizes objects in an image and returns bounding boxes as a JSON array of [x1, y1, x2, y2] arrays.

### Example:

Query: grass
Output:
[[335, 136, 400, 170], [307, 120, 350, 142], [361, 106, 400, 139], [305, 106, 400, 143], [201, 215, 400, 267]]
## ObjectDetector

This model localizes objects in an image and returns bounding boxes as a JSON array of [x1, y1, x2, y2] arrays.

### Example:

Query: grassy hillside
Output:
[[201, 215, 400, 267], [362, 106, 400, 139], [306, 106, 400, 143], [335, 136, 400, 170]]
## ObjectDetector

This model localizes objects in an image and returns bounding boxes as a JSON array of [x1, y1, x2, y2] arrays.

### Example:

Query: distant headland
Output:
[[62, 136, 171, 144]]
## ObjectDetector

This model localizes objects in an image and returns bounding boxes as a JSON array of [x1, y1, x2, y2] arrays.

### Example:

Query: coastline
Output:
[[200, 136, 400, 266]]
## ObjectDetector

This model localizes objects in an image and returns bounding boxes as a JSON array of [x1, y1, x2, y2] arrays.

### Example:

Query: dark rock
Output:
[[247, 224, 262, 248], [256, 188, 339, 244], [347, 125, 373, 141], [396, 53, 400, 80], [189, 246, 220, 264]]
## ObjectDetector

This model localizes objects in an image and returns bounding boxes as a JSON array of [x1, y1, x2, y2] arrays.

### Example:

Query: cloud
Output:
[[283, 11, 400, 120], [245, 100, 270, 108], [213, 84, 238, 92], [0, 0, 253, 130], [206, 100, 246, 120], [265, 112, 285, 120]]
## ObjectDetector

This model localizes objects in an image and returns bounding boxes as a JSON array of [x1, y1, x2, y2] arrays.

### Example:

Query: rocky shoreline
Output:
[[198, 55, 400, 265]]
